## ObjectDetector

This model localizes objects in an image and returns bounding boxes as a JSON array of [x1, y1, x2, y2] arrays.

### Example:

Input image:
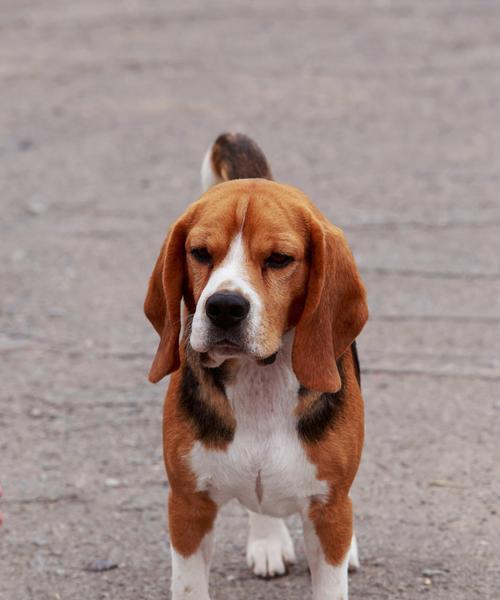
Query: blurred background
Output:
[[1, 1, 499, 599]]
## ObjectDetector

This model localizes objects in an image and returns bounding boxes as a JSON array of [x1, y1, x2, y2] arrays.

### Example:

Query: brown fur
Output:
[[146, 179, 368, 386], [183, 340, 237, 449], [211, 132, 272, 182], [162, 340, 237, 556], [163, 371, 218, 556], [301, 347, 364, 564], [145, 137, 368, 566]]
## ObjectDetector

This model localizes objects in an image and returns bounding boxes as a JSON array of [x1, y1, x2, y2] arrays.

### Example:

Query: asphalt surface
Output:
[[1, 1, 499, 599]]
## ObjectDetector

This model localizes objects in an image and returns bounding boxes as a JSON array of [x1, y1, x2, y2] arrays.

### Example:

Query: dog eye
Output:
[[191, 247, 212, 264], [264, 252, 294, 269]]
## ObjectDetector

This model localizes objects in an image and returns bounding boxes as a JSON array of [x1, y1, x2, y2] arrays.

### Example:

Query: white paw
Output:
[[348, 533, 360, 572], [246, 537, 296, 577], [246, 518, 296, 578]]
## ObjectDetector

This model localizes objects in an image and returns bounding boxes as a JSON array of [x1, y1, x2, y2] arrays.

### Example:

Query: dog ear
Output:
[[144, 216, 189, 383], [292, 216, 368, 392]]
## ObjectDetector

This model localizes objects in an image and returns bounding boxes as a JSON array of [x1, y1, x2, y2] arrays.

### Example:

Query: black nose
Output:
[[206, 291, 250, 330]]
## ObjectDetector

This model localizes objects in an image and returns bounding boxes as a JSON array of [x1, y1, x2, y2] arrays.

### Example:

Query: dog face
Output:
[[187, 186, 310, 365], [145, 179, 368, 392]]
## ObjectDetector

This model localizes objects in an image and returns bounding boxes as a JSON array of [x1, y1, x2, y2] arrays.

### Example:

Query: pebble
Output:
[[105, 478, 121, 487], [371, 558, 385, 567], [422, 568, 448, 577], [47, 307, 66, 318], [18, 138, 34, 151], [11, 249, 26, 263], [26, 201, 46, 216], [84, 559, 119, 572]]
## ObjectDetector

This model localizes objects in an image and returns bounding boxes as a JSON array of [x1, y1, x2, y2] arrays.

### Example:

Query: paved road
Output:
[[1, 1, 499, 599]]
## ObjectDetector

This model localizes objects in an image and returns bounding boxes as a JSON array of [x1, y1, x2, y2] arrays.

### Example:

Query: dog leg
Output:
[[246, 511, 296, 578], [170, 532, 213, 600], [302, 498, 352, 600], [168, 492, 217, 600]]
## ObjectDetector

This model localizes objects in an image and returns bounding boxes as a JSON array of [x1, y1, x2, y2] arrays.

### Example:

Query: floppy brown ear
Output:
[[144, 217, 188, 383], [292, 216, 368, 392]]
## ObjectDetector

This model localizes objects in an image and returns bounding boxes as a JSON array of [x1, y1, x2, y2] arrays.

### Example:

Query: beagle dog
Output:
[[145, 133, 368, 600]]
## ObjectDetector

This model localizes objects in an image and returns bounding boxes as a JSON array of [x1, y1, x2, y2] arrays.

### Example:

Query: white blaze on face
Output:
[[190, 233, 263, 355]]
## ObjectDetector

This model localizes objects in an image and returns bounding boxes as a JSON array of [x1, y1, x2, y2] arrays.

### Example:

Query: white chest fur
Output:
[[188, 336, 328, 517]]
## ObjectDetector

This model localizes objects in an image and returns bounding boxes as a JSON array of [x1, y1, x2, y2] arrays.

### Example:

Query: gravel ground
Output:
[[1, 1, 499, 599]]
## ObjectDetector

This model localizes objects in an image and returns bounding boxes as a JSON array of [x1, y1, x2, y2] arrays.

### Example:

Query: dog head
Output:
[[145, 179, 368, 392]]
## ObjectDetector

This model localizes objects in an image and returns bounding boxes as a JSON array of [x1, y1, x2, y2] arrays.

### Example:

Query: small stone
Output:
[[18, 138, 34, 151], [428, 479, 463, 488], [105, 478, 120, 488], [11, 249, 26, 263], [47, 307, 66, 318], [29, 408, 43, 418], [424, 577, 432, 586], [422, 568, 448, 577], [371, 558, 385, 567], [26, 201, 45, 216], [84, 559, 119, 572]]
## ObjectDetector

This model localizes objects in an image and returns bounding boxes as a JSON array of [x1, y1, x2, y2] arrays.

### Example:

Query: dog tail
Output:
[[201, 132, 272, 191]]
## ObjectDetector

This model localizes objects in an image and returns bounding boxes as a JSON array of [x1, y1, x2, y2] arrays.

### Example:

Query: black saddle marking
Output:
[[297, 343, 361, 443], [179, 364, 234, 444]]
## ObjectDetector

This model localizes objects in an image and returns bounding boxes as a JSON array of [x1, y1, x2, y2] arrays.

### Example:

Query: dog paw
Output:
[[246, 519, 296, 578], [247, 538, 296, 577]]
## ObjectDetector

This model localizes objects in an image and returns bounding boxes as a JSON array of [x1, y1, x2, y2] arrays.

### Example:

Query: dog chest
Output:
[[188, 354, 328, 516]]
